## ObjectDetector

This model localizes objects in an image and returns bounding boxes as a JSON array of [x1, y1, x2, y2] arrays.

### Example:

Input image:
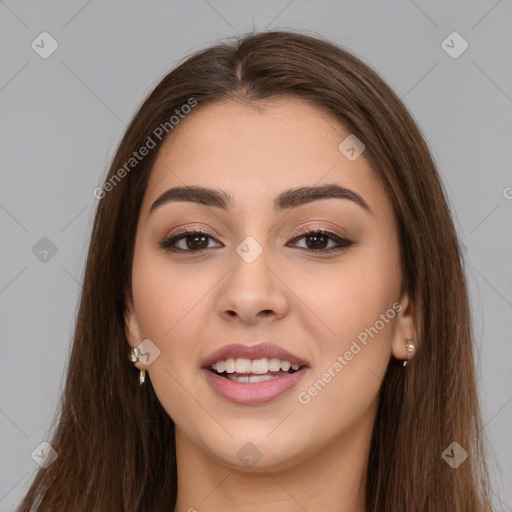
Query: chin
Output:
[[197, 426, 315, 473]]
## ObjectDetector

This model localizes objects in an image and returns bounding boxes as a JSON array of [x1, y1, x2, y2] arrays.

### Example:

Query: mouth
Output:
[[201, 344, 310, 405]]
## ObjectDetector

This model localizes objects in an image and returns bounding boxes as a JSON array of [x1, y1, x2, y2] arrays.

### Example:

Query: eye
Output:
[[159, 229, 223, 252], [159, 228, 353, 253], [287, 228, 353, 253]]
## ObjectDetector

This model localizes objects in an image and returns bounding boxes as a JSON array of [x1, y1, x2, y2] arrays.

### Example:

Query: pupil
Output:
[[187, 235, 208, 250], [307, 234, 327, 249]]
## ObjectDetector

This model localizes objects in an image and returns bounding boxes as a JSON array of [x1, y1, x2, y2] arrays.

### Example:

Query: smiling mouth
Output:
[[203, 356, 309, 405]]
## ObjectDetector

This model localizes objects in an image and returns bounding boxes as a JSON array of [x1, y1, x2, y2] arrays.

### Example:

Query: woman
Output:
[[18, 30, 492, 511]]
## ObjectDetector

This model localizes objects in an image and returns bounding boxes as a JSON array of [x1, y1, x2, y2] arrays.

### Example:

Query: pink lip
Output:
[[203, 367, 309, 405], [201, 342, 309, 368]]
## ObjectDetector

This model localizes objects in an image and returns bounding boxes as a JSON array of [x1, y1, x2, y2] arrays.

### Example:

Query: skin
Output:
[[124, 97, 416, 512]]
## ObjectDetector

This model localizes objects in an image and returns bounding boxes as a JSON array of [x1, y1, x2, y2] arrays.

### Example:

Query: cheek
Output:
[[295, 272, 398, 431], [131, 255, 213, 421], [297, 246, 400, 414], [130, 248, 210, 377], [131, 246, 211, 340], [296, 248, 400, 351]]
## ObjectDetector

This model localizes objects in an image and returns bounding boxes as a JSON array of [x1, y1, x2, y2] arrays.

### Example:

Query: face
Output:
[[124, 97, 415, 472]]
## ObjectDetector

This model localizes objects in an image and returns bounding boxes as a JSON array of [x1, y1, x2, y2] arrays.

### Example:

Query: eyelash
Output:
[[159, 227, 353, 254]]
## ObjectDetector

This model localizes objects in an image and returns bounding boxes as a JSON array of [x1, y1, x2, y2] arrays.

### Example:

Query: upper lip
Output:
[[201, 343, 310, 369]]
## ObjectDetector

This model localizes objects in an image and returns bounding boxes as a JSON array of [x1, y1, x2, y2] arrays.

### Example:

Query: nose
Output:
[[216, 247, 289, 325]]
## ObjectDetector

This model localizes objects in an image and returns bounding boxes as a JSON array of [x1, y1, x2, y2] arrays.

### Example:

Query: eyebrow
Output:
[[149, 184, 373, 216]]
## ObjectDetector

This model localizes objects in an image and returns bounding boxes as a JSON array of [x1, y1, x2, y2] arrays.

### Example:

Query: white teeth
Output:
[[235, 358, 252, 373], [251, 358, 268, 374], [225, 358, 236, 373], [280, 360, 291, 371], [268, 358, 281, 372], [227, 373, 278, 383], [210, 357, 303, 375]]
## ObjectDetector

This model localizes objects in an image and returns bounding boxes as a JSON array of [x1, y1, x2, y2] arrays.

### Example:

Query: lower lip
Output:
[[203, 368, 308, 405]]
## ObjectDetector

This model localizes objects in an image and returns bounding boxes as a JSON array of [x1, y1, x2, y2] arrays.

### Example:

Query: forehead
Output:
[[142, 97, 392, 220]]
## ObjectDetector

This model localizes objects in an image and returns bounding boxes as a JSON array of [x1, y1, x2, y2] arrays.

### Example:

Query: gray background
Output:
[[1, 1, 511, 510]]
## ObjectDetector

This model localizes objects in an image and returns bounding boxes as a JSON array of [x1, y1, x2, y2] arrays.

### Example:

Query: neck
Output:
[[173, 422, 371, 512]]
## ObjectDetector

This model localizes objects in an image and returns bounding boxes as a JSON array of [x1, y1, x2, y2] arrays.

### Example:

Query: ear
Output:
[[391, 291, 417, 362], [124, 290, 144, 371]]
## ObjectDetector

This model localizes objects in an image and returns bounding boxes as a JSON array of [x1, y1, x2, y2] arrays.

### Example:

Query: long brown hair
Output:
[[17, 29, 492, 511]]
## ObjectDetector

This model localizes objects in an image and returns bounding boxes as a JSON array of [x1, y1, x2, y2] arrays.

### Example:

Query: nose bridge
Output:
[[216, 234, 288, 323]]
